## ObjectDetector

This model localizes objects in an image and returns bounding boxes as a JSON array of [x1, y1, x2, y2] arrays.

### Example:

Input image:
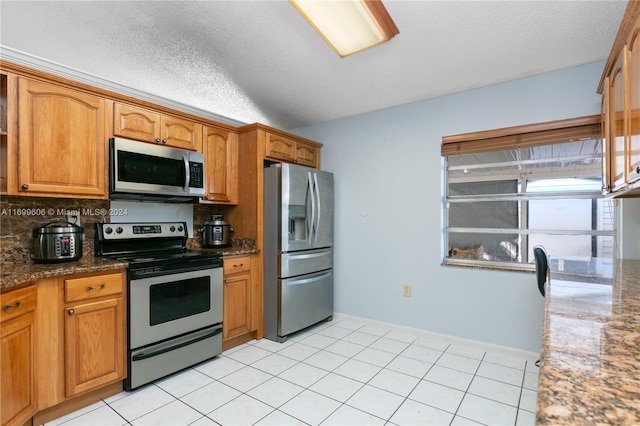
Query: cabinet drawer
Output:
[[1, 285, 37, 323], [223, 256, 251, 275], [64, 272, 123, 303]]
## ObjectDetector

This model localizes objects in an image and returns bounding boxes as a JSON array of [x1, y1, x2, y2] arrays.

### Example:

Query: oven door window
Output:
[[118, 150, 186, 187], [149, 277, 210, 326]]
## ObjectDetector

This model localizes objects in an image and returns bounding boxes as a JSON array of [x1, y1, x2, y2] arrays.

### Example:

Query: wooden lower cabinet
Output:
[[1, 285, 37, 426], [64, 297, 124, 397], [223, 255, 252, 340], [28, 270, 125, 425], [222, 255, 263, 349]]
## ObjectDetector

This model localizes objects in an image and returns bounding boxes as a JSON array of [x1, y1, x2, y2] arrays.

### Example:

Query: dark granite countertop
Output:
[[536, 259, 640, 425], [1, 255, 129, 290], [1, 245, 259, 291]]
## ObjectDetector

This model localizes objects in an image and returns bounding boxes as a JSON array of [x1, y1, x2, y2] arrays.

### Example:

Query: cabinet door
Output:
[[113, 103, 161, 142], [223, 272, 252, 340], [64, 297, 124, 397], [610, 62, 626, 190], [601, 79, 613, 193], [203, 126, 238, 204], [1, 313, 36, 426], [627, 27, 640, 184], [295, 140, 319, 168], [161, 115, 203, 152], [17, 78, 106, 198], [1, 285, 37, 426], [265, 133, 296, 163]]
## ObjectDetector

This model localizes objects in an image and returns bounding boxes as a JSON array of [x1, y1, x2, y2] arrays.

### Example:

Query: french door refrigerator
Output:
[[264, 163, 334, 342]]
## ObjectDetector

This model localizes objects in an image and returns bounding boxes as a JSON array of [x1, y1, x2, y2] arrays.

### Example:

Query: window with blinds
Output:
[[442, 115, 615, 281]]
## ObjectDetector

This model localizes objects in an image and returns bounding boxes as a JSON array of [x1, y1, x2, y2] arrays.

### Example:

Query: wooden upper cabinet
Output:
[[599, 2, 640, 195], [601, 78, 613, 193], [610, 61, 626, 191], [295, 140, 320, 167], [202, 125, 238, 204], [626, 23, 640, 184], [113, 102, 160, 142], [265, 133, 296, 163], [265, 131, 320, 168], [113, 102, 203, 152], [17, 78, 106, 198]]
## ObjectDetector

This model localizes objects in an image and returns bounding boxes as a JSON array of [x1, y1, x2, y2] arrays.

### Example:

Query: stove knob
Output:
[[115, 226, 123, 234], [104, 226, 113, 234], [170, 226, 176, 232], [177, 225, 184, 232]]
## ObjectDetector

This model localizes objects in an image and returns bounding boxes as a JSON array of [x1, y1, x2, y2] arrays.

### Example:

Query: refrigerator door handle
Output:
[[285, 271, 332, 286], [307, 172, 316, 245], [312, 172, 322, 246]]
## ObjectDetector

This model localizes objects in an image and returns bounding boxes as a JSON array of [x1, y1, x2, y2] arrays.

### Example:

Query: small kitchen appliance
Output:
[[109, 137, 205, 202], [201, 214, 234, 248], [31, 221, 84, 263], [94, 221, 223, 390]]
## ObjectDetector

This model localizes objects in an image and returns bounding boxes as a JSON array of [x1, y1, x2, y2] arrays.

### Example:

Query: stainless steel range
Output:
[[94, 222, 223, 391]]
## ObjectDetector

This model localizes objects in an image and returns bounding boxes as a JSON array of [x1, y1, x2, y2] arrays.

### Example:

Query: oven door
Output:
[[129, 267, 222, 349]]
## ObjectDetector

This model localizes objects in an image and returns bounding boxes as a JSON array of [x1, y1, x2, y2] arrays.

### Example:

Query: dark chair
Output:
[[533, 245, 549, 368], [533, 245, 549, 297]]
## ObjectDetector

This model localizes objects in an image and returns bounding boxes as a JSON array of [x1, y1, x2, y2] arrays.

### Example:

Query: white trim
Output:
[[330, 312, 540, 359], [0, 46, 248, 128]]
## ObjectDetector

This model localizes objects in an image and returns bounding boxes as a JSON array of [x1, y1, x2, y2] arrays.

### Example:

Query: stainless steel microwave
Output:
[[109, 137, 205, 202]]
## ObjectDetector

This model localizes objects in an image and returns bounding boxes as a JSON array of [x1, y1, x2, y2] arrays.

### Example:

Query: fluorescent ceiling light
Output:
[[291, 0, 399, 57]]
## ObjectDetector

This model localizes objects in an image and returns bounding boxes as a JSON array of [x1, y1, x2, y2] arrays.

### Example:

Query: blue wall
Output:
[[292, 62, 606, 352]]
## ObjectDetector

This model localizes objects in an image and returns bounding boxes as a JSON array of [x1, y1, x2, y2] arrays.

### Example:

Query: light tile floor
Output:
[[44, 316, 539, 426]]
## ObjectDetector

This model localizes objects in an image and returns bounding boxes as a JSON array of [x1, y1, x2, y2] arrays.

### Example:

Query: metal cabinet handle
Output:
[[2, 300, 22, 311], [233, 263, 243, 268], [68, 309, 75, 316], [86, 284, 106, 291], [636, 166, 640, 174], [224, 279, 228, 284], [162, 139, 167, 144], [155, 138, 161, 143], [21, 184, 29, 190]]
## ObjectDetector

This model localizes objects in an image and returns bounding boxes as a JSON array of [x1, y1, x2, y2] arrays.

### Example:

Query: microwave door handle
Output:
[[183, 155, 191, 192]]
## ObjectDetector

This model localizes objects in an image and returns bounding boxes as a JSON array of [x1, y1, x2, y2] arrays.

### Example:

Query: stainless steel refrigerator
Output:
[[263, 163, 334, 342]]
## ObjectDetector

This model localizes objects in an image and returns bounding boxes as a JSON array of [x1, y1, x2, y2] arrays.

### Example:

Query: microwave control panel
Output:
[[189, 162, 204, 188]]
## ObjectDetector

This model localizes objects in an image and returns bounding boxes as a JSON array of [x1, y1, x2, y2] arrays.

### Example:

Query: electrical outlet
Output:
[[402, 284, 412, 297], [65, 209, 81, 226]]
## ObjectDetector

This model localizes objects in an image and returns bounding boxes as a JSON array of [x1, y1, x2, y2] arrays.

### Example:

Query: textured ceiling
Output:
[[0, 1, 629, 130]]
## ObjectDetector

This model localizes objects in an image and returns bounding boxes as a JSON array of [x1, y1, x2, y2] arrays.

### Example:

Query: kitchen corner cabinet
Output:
[[15, 78, 107, 199], [222, 255, 253, 340], [113, 102, 203, 152], [201, 125, 238, 204], [36, 271, 126, 414], [1, 285, 37, 426], [599, 2, 640, 195]]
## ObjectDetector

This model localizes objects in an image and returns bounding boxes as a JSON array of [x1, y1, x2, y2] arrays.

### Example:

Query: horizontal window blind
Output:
[[441, 115, 601, 156]]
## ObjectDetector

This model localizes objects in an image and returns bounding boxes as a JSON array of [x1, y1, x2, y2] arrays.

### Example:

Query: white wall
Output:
[[292, 62, 610, 352], [617, 198, 640, 260]]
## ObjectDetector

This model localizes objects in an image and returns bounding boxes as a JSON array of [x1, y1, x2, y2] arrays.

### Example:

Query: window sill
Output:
[[441, 259, 535, 274]]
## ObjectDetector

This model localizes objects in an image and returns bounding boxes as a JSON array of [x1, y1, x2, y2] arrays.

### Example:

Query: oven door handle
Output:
[[132, 326, 222, 362]]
